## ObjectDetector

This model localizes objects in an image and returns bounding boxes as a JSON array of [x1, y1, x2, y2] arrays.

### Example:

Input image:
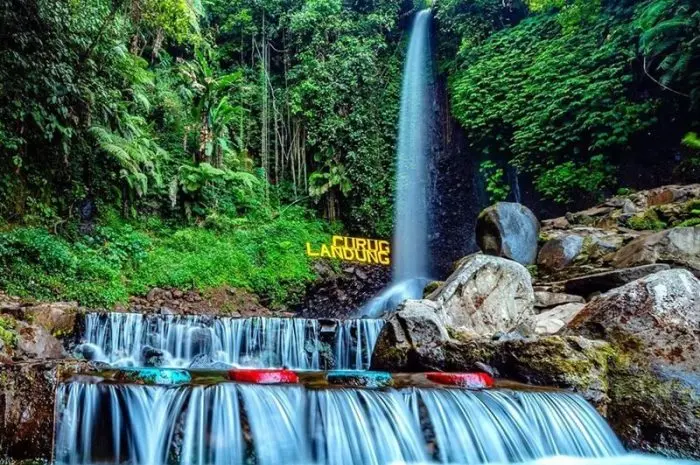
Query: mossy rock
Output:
[[608, 364, 700, 459], [626, 208, 666, 231]]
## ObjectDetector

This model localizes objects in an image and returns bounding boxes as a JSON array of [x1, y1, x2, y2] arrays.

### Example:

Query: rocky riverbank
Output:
[[372, 184, 700, 458]]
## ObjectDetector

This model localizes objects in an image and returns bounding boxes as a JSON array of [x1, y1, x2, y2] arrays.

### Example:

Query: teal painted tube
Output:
[[114, 368, 192, 385], [326, 370, 394, 388]]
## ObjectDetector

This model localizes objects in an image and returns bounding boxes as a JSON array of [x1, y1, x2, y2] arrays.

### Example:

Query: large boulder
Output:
[[0, 360, 92, 461], [612, 226, 700, 274], [427, 254, 535, 336], [371, 300, 450, 371], [568, 269, 700, 372], [476, 202, 539, 265]]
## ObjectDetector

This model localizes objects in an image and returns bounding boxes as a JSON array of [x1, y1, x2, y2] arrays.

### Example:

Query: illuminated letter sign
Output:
[[306, 236, 390, 265]]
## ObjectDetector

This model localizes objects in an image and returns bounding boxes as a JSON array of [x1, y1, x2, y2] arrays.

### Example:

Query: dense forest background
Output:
[[0, 0, 697, 307]]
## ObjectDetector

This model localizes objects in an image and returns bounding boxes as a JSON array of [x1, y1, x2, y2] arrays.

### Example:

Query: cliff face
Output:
[[428, 71, 486, 280]]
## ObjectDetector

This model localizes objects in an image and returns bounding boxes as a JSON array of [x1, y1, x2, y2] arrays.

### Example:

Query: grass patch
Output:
[[0, 207, 331, 308]]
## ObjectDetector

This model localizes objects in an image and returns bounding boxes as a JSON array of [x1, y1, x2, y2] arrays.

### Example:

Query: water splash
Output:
[[54, 384, 626, 465], [79, 313, 384, 370], [362, 9, 434, 317]]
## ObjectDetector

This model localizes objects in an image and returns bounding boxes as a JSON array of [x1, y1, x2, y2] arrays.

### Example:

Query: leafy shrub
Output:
[[479, 160, 510, 203]]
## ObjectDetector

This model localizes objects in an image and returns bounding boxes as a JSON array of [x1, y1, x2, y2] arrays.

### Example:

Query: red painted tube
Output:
[[425, 372, 495, 389], [228, 369, 299, 384]]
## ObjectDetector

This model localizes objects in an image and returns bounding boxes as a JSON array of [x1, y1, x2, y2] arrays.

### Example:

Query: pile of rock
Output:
[[372, 185, 700, 458]]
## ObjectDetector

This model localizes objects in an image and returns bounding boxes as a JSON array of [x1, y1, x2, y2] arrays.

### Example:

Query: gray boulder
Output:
[[15, 321, 65, 360], [532, 303, 585, 335], [428, 254, 535, 336], [476, 202, 540, 265], [568, 269, 700, 372]]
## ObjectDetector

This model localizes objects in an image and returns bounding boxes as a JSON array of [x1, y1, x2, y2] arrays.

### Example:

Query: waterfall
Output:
[[54, 383, 625, 465], [78, 312, 384, 370], [362, 9, 435, 317]]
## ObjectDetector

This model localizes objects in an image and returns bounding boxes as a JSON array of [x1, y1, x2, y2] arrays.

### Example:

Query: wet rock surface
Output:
[[608, 367, 700, 459], [297, 261, 390, 319], [476, 202, 540, 265], [537, 235, 584, 271], [0, 360, 92, 460]]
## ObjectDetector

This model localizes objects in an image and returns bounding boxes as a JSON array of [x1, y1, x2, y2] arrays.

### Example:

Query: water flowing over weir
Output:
[[54, 383, 624, 465], [362, 9, 435, 317], [80, 313, 384, 370]]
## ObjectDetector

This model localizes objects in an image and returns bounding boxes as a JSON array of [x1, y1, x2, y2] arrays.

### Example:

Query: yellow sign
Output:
[[306, 235, 391, 265]]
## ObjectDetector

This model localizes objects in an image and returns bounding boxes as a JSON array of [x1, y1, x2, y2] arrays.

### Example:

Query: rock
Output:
[[74, 343, 105, 362], [14, 321, 65, 360], [537, 235, 584, 271], [371, 300, 450, 371], [476, 202, 540, 265], [534, 291, 584, 309], [567, 269, 700, 372], [113, 368, 192, 385], [372, 334, 612, 407], [22, 301, 78, 337], [532, 303, 585, 335], [141, 345, 166, 367], [608, 367, 700, 459], [563, 264, 670, 296], [187, 328, 213, 356], [0, 360, 92, 460], [428, 254, 535, 336], [612, 226, 700, 274], [188, 354, 231, 370]]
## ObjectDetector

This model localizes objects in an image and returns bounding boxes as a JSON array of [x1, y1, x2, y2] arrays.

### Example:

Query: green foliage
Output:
[[637, 0, 700, 108], [675, 217, 700, 228], [446, 2, 668, 204], [0, 316, 18, 348], [0, 207, 328, 307], [682, 132, 700, 149], [534, 155, 617, 204], [479, 160, 510, 203]]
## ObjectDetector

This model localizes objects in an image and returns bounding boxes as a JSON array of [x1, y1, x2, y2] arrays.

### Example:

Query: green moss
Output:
[[675, 217, 700, 228], [0, 316, 17, 348], [627, 209, 666, 231]]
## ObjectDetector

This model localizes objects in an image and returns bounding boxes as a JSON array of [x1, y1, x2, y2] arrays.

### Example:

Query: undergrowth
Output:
[[0, 207, 330, 308]]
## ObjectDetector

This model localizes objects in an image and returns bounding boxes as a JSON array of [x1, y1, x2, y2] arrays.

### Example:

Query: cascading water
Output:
[[362, 9, 435, 317], [54, 382, 625, 465], [78, 312, 384, 370]]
